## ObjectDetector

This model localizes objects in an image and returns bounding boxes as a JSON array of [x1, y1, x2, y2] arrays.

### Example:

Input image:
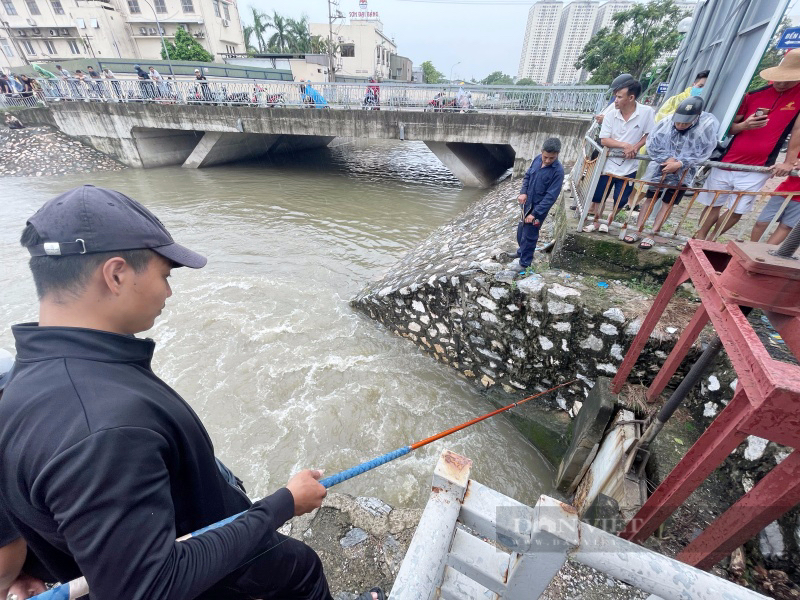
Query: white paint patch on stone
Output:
[[490, 287, 509, 300], [548, 301, 575, 315], [480, 374, 495, 387], [730, 378, 738, 391], [527, 317, 541, 327], [477, 296, 497, 311], [419, 314, 430, 325], [655, 350, 668, 359], [398, 287, 410, 296], [580, 335, 603, 352], [611, 344, 624, 361], [599, 323, 618, 336], [517, 276, 546, 296], [435, 323, 449, 335], [450, 276, 459, 286], [759, 521, 786, 559], [562, 339, 569, 352], [707, 375, 720, 391], [666, 327, 678, 334], [625, 318, 643, 336], [775, 449, 791, 464], [597, 363, 617, 374], [556, 395, 568, 411], [512, 347, 526, 359], [539, 336, 554, 351], [481, 311, 498, 323], [411, 300, 426, 313], [744, 436, 768, 461], [548, 283, 581, 299], [742, 476, 755, 493], [408, 322, 421, 333], [507, 303, 520, 312], [378, 286, 394, 297], [603, 307, 625, 323], [703, 402, 718, 418], [477, 347, 502, 361], [553, 322, 571, 332], [529, 299, 543, 312]]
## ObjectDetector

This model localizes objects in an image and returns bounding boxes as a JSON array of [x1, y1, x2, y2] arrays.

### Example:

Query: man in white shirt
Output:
[[584, 80, 655, 232]]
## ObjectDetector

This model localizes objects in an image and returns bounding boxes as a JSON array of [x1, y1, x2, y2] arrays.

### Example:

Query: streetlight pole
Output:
[[140, 0, 174, 77], [449, 60, 460, 84]]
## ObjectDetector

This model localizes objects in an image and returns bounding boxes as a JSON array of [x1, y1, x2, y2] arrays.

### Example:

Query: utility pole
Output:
[[327, 0, 335, 82]]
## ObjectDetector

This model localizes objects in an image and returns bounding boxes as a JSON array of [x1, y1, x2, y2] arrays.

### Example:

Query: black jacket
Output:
[[0, 324, 295, 599]]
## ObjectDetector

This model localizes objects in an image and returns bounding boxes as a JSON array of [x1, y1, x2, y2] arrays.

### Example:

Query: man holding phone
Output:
[[694, 49, 800, 239]]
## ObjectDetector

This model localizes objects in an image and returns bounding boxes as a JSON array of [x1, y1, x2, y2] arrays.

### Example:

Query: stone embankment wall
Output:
[[1, 112, 124, 177], [352, 179, 718, 411]]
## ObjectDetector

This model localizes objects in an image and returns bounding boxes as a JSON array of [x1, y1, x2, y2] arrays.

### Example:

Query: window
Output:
[[90, 17, 98, 26], [127, 0, 140, 13], [153, 0, 165, 12], [180, 0, 193, 12], [43, 39, 55, 52], [51, 0, 64, 13], [212, 0, 219, 16], [67, 39, 79, 53], [76, 17, 85, 27], [2, 0, 17, 14], [222, 3, 229, 19], [20, 39, 34, 54], [25, 0, 39, 14], [341, 43, 354, 57], [0, 37, 13, 56]]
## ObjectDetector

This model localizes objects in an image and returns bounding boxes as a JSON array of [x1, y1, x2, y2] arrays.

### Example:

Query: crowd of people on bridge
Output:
[[581, 48, 800, 250]]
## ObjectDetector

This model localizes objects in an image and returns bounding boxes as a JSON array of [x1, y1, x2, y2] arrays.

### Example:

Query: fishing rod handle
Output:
[[319, 446, 411, 488]]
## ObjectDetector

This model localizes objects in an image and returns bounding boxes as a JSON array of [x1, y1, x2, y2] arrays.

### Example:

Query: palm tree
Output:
[[242, 25, 258, 54], [268, 11, 291, 53], [249, 6, 271, 53], [286, 15, 311, 53]]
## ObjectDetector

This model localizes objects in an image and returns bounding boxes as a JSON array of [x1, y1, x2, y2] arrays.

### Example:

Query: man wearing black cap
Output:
[[0, 185, 334, 599]]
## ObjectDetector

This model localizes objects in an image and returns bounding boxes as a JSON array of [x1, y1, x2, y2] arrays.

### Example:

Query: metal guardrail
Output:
[[391, 450, 768, 600], [570, 135, 797, 246], [26, 78, 607, 115]]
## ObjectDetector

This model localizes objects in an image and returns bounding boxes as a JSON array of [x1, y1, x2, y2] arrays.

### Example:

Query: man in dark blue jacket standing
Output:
[[516, 138, 564, 269]]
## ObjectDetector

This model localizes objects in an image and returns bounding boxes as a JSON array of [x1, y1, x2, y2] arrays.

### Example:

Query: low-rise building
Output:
[[309, 17, 400, 81], [0, 0, 244, 70]]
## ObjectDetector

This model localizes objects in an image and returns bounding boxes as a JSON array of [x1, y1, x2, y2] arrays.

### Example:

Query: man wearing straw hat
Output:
[[0, 186, 341, 600], [694, 48, 800, 240]]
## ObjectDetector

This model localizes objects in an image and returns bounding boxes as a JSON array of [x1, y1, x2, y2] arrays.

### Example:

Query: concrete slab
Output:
[[555, 376, 616, 494]]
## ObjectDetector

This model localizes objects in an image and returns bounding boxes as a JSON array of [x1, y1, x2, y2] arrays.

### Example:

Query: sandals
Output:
[[624, 233, 639, 244], [582, 222, 609, 233], [639, 237, 655, 250], [358, 587, 386, 600]]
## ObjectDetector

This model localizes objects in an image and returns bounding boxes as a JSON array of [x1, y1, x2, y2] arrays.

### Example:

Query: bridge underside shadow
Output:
[[131, 128, 334, 169], [424, 142, 515, 188]]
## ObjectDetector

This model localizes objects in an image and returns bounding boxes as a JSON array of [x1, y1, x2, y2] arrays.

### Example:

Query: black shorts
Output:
[[646, 184, 688, 206]]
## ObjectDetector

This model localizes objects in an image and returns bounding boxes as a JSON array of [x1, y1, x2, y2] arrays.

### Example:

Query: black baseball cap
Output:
[[26, 185, 206, 268]]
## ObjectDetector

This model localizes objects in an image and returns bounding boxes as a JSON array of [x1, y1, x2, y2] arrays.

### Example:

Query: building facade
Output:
[[309, 18, 398, 81], [547, 0, 599, 84], [516, 0, 562, 83], [0, 0, 244, 70], [592, 0, 633, 35]]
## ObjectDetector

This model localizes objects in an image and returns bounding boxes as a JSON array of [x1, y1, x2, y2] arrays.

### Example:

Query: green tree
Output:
[[248, 7, 271, 53], [242, 25, 258, 54], [421, 60, 444, 84], [515, 77, 538, 86], [161, 26, 213, 62], [747, 17, 791, 92], [286, 15, 312, 53], [268, 11, 291, 52], [576, 0, 687, 84], [481, 71, 514, 85]]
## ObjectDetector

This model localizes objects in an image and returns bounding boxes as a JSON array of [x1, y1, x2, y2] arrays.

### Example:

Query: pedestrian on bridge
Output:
[[516, 137, 564, 269]]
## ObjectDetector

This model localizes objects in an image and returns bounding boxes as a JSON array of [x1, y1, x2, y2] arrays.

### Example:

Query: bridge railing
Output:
[[32, 78, 606, 115]]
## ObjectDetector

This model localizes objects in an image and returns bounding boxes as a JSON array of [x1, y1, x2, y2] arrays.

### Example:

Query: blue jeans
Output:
[[591, 172, 637, 210]]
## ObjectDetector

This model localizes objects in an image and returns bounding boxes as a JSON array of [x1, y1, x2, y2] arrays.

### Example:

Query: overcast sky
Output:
[[243, 0, 800, 81]]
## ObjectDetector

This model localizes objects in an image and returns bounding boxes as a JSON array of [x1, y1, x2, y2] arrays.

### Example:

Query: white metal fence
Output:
[[23, 78, 606, 115], [391, 450, 769, 600]]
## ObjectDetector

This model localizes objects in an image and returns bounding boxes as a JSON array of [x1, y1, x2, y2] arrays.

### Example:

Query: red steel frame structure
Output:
[[609, 239, 800, 569]]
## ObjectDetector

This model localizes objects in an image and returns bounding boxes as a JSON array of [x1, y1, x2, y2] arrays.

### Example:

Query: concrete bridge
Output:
[[25, 102, 591, 187]]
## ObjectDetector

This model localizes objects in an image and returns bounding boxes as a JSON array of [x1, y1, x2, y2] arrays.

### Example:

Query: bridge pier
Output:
[[424, 142, 515, 188], [182, 132, 280, 168], [131, 128, 206, 168]]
